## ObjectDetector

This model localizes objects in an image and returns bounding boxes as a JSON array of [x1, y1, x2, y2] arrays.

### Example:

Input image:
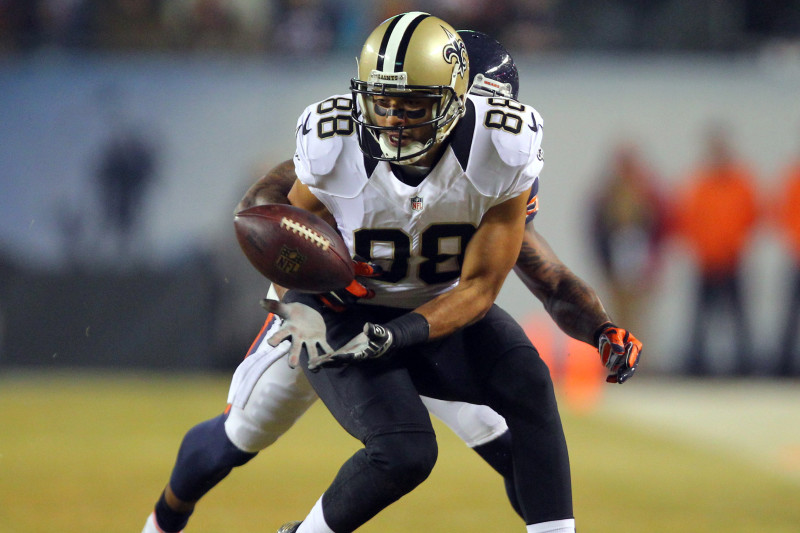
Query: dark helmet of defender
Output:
[[457, 30, 519, 100]]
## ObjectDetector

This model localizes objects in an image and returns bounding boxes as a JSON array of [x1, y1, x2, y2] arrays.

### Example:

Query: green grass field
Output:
[[1, 371, 799, 532]]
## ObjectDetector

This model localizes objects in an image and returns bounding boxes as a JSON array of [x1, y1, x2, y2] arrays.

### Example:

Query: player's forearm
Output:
[[514, 228, 610, 344], [415, 193, 527, 339], [542, 273, 609, 345], [235, 159, 296, 213], [415, 277, 500, 340], [272, 284, 289, 300]]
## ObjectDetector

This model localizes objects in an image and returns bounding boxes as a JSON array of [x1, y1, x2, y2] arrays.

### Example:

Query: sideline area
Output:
[[591, 377, 800, 483]]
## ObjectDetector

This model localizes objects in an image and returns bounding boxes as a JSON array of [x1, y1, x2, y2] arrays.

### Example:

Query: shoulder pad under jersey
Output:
[[293, 94, 368, 198], [456, 96, 544, 199]]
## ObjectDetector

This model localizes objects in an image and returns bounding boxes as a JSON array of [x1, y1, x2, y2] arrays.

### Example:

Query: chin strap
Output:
[[377, 132, 430, 164]]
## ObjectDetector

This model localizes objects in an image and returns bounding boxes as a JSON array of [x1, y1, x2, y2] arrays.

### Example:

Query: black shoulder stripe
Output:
[[450, 99, 476, 171], [363, 154, 379, 177]]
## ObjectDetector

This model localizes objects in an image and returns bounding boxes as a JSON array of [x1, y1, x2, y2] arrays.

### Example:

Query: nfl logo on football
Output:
[[275, 245, 306, 274], [410, 195, 423, 212]]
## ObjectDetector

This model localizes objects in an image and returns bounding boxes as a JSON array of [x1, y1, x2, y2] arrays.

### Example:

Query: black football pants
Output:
[[285, 292, 573, 532]]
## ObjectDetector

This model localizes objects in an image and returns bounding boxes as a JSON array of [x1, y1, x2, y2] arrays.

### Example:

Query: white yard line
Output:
[[592, 378, 800, 482]]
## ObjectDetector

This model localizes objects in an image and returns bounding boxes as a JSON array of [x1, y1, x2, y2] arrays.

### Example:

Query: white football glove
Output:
[[260, 299, 332, 369], [307, 322, 395, 371]]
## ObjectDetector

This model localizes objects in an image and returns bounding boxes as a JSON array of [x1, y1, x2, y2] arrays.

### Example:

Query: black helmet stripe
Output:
[[376, 12, 430, 73], [376, 16, 401, 71]]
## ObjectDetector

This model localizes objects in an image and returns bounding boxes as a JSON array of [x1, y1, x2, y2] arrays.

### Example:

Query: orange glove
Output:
[[595, 323, 643, 384], [317, 259, 382, 312]]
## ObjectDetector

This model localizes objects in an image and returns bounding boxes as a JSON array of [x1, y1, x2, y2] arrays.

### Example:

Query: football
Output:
[[234, 204, 354, 293]]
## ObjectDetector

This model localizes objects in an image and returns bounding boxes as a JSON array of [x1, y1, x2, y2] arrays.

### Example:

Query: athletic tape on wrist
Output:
[[385, 312, 430, 349]]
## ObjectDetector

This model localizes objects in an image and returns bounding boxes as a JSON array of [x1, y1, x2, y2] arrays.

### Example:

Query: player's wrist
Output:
[[592, 321, 616, 346], [384, 312, 430, 349]]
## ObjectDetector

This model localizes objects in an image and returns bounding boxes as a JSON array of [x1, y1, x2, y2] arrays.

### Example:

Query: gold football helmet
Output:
[[351, 12, 469, 164]]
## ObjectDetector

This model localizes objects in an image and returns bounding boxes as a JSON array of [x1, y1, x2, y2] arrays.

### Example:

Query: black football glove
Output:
[[595, 323, 643, 384], [318, 259, 382, 312]]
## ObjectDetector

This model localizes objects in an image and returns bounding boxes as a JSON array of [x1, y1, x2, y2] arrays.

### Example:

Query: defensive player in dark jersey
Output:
[[140, 29, 588, 533], [267, 12, 641, 533]]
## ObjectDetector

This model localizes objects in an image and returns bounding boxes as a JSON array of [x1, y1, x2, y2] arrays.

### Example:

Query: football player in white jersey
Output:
[[141, 30, 577, 533], [265, 12, 642, 533]]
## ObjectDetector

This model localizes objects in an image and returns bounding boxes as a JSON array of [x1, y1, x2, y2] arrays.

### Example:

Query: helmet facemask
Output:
[[351, 73, 462, 164]]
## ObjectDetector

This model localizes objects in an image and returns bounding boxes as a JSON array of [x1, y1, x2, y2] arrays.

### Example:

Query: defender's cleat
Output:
[[277, 521, 302, 533]]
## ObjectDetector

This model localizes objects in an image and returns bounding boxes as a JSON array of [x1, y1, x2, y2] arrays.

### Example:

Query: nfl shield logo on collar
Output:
[[410, 195, 423, 212]]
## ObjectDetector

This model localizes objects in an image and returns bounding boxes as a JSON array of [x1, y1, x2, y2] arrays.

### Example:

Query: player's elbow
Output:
[[234, 191, 260, 214]]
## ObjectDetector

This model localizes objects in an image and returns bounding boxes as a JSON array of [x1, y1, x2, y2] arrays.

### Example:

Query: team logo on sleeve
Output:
[[301, 114, 312, 135], [410, 195, 424, 212], [441, 27, 467, 79]]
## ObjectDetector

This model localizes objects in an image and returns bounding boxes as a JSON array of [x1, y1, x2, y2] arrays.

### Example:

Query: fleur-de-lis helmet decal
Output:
[[441, 26, 468, 81]]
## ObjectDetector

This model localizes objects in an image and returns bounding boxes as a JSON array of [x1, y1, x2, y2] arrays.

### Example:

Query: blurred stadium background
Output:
[[1, 1, 800, 531]]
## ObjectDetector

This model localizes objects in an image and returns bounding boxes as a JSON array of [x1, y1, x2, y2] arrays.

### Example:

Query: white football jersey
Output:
[[293, 93, 544, 309]]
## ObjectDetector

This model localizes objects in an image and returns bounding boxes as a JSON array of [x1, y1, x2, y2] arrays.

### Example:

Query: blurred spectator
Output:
[[271, 0, 336, 55], [161, 0, 272, 51], [328, 0, 373, 52], [773, 144, 800, 377], [95, 131, 157, 242], [37, 0, 163, 50], [559, 0, 645, 50], [228, 0, 275, 50], [162, 0, 228, 49], [744, 0, 800, 41], [588, 141, 666, 342], [375, 0, 420, 25], [0, 0, 46, 52], [2, 0, 800, 55], [423, 0, 513, 45], [39, 0, 96, 48], [91, 84, 159, 257], [674, 124, 760, 376], [501, 0, 563, 51], [94, 0, 164, 50]]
